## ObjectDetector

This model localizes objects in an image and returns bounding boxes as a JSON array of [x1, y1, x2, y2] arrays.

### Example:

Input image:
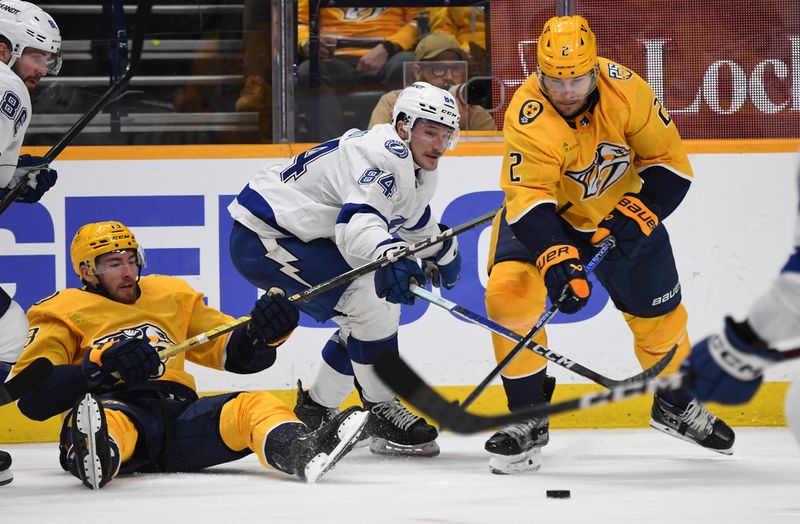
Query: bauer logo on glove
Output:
[[591, 193, 661, 260]]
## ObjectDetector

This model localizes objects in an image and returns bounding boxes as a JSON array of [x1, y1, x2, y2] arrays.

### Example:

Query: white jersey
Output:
[[0, 61, 31, 189], [229, 124, 442, 267], [748, 170, 800, 350]]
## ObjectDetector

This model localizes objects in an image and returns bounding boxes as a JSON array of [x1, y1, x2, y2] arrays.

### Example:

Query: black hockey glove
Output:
[[591, 193, 661, 261], [247, 290, 299, 346], [536, 243, 591, 314], [81, 337, 161, 386]]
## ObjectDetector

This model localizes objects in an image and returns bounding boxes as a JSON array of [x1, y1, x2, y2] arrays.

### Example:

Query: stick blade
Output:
[[0, 357, 53, 406], [374, 351, 492, 433]]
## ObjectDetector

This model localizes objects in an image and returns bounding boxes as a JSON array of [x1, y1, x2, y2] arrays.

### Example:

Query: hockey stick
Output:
[[156, 209, 499, 360], [374, 350, 688, 433], [410, 284, 676, 389], [287, 208, 499, 303], [0, 0, 154, 214], [457, 237, 615, 410], [0, 357, 53, 406]]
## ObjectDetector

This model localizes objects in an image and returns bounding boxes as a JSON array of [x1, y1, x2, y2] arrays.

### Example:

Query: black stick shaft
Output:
[[459, 238, 615, 409], [0, 0, 154, 214]]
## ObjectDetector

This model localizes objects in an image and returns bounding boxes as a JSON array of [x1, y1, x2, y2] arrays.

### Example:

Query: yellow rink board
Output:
[[0, 382, 788, 444]]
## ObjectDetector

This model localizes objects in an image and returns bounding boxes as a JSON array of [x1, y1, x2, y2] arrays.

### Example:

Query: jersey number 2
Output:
[[653, 97, 672, 127], [509, 152, 523, 183]]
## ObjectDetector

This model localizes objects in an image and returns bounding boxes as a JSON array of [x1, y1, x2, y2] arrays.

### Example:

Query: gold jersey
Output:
[[501, 57, 693, 232], [15, 275, 234, 393], [429, 7, 486, 50], [297, 5, 420, 57]]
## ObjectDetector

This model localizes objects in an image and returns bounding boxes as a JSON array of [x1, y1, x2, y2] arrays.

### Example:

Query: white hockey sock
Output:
[[353, 362, 395, 404], [309, 360, 354, 408]]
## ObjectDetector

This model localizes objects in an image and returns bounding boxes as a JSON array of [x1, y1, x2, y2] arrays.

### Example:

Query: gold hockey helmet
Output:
[[536, 15, 597, 78], [70, 221, 144, 278]]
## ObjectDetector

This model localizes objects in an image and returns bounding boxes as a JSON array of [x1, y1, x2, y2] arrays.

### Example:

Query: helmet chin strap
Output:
[[399, 119, 425, 172], [400, 118, 413, 147]]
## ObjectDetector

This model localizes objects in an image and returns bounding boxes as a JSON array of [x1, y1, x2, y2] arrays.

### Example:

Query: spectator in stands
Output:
[[368, 32, 496, 132], [296, 5, 420, 141], [429, 6, 488, 76], [297, 5, 419, 87]]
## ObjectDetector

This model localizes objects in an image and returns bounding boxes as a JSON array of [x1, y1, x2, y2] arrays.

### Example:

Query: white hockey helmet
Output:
[[392, 81, 460, 150], [0, 1, 61, 74]]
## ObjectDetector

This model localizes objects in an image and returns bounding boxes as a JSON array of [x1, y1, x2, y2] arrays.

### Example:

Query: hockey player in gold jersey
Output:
[[484, 15, 734, 474], [11, 221, 368, 489]]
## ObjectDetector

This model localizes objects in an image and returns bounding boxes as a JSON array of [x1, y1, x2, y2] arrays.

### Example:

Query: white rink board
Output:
[[1, 151, 798, 391]]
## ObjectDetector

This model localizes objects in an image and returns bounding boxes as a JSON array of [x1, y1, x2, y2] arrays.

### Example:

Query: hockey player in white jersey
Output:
[[682, 167, 800, 443], [0, 0, 61, 487], [229, 81, 462, 457]]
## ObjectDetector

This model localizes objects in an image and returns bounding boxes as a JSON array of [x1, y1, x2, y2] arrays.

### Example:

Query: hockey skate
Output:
[[68, 393, 121, 490], [649, 395, 735, 455], [0, 450, 11, 486], [289, 405, 369, 483], [484, 417, 550, 474], [363, 398, 440, 457], [293, 379, 341, 430], [484, 375, 555, 474]]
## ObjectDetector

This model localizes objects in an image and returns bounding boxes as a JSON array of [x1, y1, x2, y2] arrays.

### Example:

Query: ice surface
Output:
[[2, 428, 799, 523]]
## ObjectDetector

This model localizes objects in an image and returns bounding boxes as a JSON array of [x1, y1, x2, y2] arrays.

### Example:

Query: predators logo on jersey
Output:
[[564, 142, 631, 199], [519, 100, 543, 125], [342, 8, 386, 21], [93, 323, 175, 378]]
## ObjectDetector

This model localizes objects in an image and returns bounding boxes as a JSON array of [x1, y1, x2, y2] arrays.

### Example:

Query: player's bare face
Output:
[[409, 119, 454, 171], [540, 71, 596, 118], [93, 250, 140, 304], [13, 49, 52, 91]]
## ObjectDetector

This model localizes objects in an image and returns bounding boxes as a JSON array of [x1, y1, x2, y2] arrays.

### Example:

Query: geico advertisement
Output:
[[0, 152, 797, 390]]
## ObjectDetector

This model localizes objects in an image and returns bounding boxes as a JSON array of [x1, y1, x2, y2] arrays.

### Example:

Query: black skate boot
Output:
[[288, 406, 369, 483], [484, 374, 556, 474], [69, 393, 121, 490], [0, 449, 11, 486], [485, 418, 549, 474], [293, 379, 341, 430], [363, 398, 440, 457], [650, 395, 735, 455]]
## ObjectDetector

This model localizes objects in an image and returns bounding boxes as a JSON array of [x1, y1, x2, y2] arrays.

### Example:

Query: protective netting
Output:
[[490, 1, 800, 138]]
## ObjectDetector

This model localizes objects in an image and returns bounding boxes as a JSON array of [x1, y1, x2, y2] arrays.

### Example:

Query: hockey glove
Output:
[[423, 225, 461, 290], [591, 193, 660, 261], [82, 337, 161, 387], [536, 243, 591, 314], [374, 241, 426, 305], [11, 155, 58, 203], [681, 317, 783, 405], [247, 290, 299, 346]]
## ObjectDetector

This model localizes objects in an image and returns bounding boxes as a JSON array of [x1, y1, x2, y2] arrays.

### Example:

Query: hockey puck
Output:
[[546, 490, 571, 499]]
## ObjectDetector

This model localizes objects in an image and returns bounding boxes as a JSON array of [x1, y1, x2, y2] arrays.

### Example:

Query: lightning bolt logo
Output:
[[266, 245, 311, 287]]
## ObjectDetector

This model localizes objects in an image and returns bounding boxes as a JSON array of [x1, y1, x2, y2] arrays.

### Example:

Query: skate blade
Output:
[[74, 394, 105, 490], [368, 437, 440, 458], [304, 410, 369, 484], [649, 419, 734, 456], [488, 448, 542, 475]]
